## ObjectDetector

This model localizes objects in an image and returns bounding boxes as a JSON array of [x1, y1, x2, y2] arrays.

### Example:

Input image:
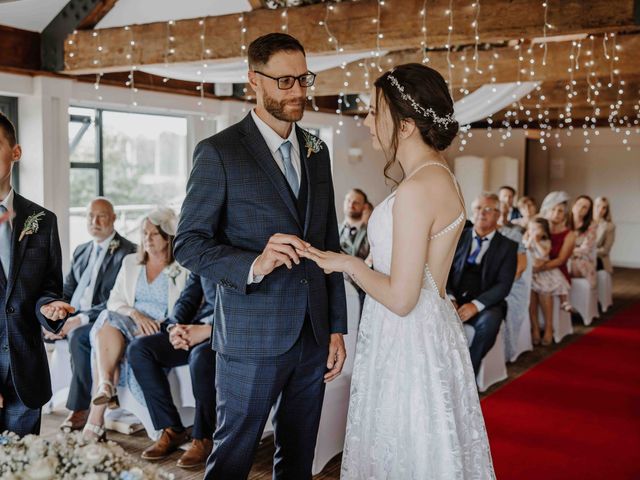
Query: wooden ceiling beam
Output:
[[77, 0, 120, 30], [63, 0, 640, 74], [0, 25, 40, 71]]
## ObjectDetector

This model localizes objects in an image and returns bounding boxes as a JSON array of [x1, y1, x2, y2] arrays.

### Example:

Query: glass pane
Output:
[[101, 110, 188, 242], [69, 107, 97, 164], [69, 168, 99, 254]]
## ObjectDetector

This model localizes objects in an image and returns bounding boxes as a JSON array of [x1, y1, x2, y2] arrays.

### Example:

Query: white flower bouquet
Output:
[[0, 431, 174, 480]]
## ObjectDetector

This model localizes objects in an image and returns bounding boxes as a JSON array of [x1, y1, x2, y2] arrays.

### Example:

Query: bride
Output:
[[299, 63, 495, 479]]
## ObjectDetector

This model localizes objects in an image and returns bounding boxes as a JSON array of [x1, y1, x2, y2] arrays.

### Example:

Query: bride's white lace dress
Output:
[[341, 163, 496, 480]]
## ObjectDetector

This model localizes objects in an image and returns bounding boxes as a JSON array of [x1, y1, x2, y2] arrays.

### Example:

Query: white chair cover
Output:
[[45, 339, 72, 413], [473, 323, 508, 393], [570, 277, 599, 326], [538, 296, 573, 343], [597, 270, 613, 313], [504, 251, 533, 362]]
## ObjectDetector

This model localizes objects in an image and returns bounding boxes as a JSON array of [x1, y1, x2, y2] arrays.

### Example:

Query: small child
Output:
[[524, 217, 572, 309]]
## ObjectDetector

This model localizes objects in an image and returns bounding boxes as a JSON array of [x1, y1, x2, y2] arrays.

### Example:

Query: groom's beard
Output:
[[264, 94, 306, 122]]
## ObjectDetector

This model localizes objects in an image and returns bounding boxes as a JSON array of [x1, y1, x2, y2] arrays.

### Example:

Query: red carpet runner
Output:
[[481, 303, 640, 480]]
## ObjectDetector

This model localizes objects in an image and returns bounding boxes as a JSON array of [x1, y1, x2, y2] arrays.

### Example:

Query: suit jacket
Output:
[[175, 113, 348, 357], [162, 272, 216, 331], [63, 232, 136, 322], [106, 253, 188, 317], [0, 193, 66, 409], [447, 227, 518, 311]]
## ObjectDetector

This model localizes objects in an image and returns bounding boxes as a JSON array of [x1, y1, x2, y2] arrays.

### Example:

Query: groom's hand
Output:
[[324, 333, 346, 383], [254, 234, 311, 277]]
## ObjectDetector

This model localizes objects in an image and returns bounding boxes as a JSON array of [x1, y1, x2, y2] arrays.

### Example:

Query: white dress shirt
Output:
[[465, 229, 497, 313], [247, 109, 302, 285], [75, 231, 116, 325]]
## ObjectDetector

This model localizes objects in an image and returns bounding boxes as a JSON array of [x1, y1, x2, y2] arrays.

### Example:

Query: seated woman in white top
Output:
[[83, 207, 188, 440]]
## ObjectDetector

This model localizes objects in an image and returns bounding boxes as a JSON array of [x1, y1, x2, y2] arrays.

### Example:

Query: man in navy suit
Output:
[[175, 33, 348, 479], [447, 192, 518, 374], [128, 272, 216, 469], [0, 112, 74, 435], [499, 185, 522, 221], [48, 197, 136, 432]]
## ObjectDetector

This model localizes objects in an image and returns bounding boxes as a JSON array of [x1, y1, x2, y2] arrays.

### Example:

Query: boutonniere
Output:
[[19, 211, 45, 242], [302, 130, 323, 157], [108, 238, 120, 255], [164, 264, 182, 285]]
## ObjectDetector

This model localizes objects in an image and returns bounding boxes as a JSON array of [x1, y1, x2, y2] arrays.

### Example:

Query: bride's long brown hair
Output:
[[373, 64, 459, 186]]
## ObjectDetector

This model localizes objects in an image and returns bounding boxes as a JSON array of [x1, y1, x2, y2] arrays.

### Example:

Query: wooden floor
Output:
[[40, 268, 640, 479]]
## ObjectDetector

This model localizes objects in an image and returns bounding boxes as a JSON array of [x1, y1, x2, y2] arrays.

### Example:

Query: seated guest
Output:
[[525, 218, 571, 345], [594, 196, 616, 273], [568, 195, 597, 288], [498, 185, 522, 222], [512, 196, 537, 229], [535, 192, 576, 315], [447, 193, 518, 374], [340, 189, 371, 306], [50, 198, 136, 432], [128, 272, 215, 469], [83, 208, 188, 441]]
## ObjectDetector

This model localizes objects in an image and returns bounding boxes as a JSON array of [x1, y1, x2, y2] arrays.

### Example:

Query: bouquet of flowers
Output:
[[0, 431, 174, 480]]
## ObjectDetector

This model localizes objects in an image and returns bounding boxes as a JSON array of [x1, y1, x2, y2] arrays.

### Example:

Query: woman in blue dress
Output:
[[83, 207, 188, 440]]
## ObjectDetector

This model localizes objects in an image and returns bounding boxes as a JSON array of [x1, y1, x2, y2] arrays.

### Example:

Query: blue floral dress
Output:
[[91, 269, 169, 404]]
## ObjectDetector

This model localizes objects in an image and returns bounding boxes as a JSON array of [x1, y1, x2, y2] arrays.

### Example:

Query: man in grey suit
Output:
[[175, 33, 347, 479], [45, 198, 136, 431]]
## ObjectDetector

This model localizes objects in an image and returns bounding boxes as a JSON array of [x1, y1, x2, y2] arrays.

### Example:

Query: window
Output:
[[69, 108, 188, 254], [0, 96, 20, 191]]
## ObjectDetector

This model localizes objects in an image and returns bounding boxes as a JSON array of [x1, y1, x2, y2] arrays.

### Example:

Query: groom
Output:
[[175, 33, 348, 479]]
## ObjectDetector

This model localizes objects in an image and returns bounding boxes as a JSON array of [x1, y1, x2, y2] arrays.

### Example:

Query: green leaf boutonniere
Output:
[[302, 130, 323, 157], [108, 238, 120, 255], [19, 211, 45, 242]]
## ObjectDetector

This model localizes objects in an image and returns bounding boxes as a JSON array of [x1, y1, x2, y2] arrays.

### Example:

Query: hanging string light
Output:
[[281, 8, 289, 33], [471, 1, 481, 73], [123, 26, 138, 107], [65, 30, 79, 70], [445, 0, 454, 94], [196, 18, 208, 121], [541, 1, 553, 66], [420, 0, 429, 63]]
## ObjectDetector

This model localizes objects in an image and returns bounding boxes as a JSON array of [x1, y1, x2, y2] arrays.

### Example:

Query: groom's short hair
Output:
[[248, 33, 306, 69]]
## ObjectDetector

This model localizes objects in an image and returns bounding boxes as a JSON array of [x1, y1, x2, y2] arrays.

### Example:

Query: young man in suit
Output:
[[175, 33, 347, 479], [49, 197, 136, 431], [447, 192, 518, 374], [0, 112, 74, 435], [128, 272, 216, 469]]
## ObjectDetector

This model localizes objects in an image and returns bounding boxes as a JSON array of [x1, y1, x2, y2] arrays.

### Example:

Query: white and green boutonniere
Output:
[[302, 130, 323, 157], [108, 238, 120, 255], [164, 264, 182, 285], [19, 211, 45, 242]]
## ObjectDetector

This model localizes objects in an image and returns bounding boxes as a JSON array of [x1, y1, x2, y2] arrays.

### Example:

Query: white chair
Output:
[[45, 340, 73, 413], [538, 295, 573, 343], [117, 364, 196, 440], [469, 323, 508, 393], [597, 270, 613, 313], [504, 251, 533, 363], [569, 277, 599, 326], [261, 281, 361, 475]]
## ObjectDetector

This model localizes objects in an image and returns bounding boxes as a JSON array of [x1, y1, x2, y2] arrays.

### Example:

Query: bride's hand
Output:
[[297, 246, 351, 274]]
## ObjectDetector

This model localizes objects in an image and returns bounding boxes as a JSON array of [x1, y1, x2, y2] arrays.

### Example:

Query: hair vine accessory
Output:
[[386, 74, 456, 127]]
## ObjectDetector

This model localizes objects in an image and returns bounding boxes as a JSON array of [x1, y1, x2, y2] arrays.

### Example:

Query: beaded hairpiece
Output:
[[387, 74, 456, 127]]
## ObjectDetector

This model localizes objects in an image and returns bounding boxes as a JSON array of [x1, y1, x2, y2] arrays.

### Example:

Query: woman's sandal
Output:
[[82, 422, 107, 442], [92, 380, 116, 406], [561, 301, 573, 312]]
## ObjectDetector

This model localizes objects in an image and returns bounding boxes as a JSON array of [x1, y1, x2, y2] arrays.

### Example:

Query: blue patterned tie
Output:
[[0, 205, 11, 278], [467, 236, 487, 265], [70, 245, 102, 310], [278, 140, 299, 198]]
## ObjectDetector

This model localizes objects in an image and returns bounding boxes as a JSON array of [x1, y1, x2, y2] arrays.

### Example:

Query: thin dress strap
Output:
[[403, 162, 466, 240]]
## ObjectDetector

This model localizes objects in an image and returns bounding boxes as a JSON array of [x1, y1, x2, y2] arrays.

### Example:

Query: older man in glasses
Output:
[[446, 192, 518, 375]]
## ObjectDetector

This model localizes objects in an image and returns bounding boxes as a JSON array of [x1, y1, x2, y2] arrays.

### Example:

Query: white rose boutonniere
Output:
[[19, 211, 45, 242], [164, 264, 182, 286], [302, 130, 323, 157], [108, 238, 120, 255]]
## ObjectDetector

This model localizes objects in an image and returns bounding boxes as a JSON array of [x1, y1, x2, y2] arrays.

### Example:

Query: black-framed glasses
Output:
[[253, 70, 316, 90]]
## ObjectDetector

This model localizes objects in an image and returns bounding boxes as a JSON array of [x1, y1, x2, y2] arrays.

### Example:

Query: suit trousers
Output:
[[0, 350, 41, 436], [204, 319, 327, 480], [65, 323, 93, 411], [466, 304, 505, 374], [128, 332, 216, 439]]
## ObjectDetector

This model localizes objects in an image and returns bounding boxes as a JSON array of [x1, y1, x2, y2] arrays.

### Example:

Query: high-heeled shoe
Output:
[[541, 335, 553, 346], [82, 422, 107, 442], [92, 380, 116, 406]]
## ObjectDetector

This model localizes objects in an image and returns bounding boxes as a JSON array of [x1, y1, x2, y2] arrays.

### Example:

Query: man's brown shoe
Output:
[[60, 410, 89, 431], [177, 438, 213, 469], [141, 428, 189, 461]]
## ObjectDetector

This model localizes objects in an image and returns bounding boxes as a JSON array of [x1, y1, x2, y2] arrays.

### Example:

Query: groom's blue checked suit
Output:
[[0, 192, 66, 436], [175, 112, 347, 479]]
